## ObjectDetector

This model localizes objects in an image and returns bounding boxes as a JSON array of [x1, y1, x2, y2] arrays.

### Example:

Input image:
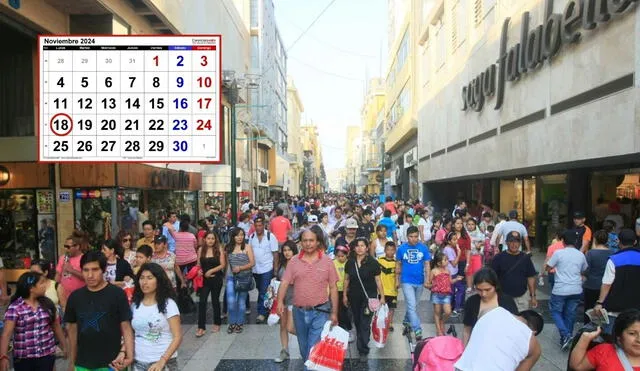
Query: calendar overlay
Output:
[[38, 35, 222, 163]]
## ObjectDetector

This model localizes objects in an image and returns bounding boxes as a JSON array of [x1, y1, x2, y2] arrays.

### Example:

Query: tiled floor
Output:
[[56, 251, 572, 370]]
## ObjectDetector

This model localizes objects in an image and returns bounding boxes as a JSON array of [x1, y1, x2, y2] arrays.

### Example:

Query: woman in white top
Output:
[[416, 208, 433, 243], [369, 224, 390, 258], [131, 262, 183, 371]]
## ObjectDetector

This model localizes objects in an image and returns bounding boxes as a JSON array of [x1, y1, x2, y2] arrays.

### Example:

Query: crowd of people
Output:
[[0, 194, 639, 370]]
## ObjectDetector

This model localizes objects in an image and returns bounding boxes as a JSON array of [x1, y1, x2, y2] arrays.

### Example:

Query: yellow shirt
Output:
[[136, 236, 154, 249], [334, 260, 346, 292], [377, 257, 398, 297]]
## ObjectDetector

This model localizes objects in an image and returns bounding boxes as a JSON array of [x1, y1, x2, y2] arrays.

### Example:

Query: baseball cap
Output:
[[508, 210, 518, 219], [505, 231, 522, 242], [562, 229, 579, 246], [619, 229, 637, 246], [573, 211, 586, 219], [335, 245, 350, 254], [346, 218, 359, 229], [154, 235, 167, 244], [307, 214, 318, 223]]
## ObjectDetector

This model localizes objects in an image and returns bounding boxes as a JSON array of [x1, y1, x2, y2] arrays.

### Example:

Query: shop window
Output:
[[74, 189, 113, 246], [500, 178, 537, 237], [0, 190, 38, 269], [146, 190, 197, 226]]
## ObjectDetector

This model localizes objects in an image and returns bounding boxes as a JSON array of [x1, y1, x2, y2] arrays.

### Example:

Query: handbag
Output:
[[616, 345, 634, 371], [234, 272, 255, 292], [354, 258, 380, 314]]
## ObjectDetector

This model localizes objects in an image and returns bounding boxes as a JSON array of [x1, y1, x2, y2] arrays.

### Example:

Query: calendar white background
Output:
[[38, 35, 222, 163]]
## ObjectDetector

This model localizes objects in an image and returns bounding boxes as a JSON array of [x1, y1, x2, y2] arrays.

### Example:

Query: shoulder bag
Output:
[[616, 345, 634, 371], [354, 258, 381, 314], [234, 271, 255, 292]]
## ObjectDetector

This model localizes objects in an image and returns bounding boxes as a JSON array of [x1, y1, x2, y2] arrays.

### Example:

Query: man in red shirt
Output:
[[270, 207, 292, 250]]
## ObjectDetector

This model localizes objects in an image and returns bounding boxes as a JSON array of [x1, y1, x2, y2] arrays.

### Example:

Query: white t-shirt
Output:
[[418, 218, 432, 242], [131, 299, 180, 363], [455, 307, 532, 371], [249, 232, 279, 274]]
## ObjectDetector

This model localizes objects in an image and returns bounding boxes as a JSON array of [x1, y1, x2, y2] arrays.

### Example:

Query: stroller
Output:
[[404, 323, 463, 371]]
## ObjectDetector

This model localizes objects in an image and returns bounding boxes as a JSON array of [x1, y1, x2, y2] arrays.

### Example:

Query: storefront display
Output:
[[74, 189, 113, 244], [500, 178, 536, 237], [0, 190, 37, 269]]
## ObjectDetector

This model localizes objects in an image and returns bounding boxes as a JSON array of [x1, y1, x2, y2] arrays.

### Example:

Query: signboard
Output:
[[36, 190, 54, 213], [58, 191, 71, 202], [38, 35, 222, 163], [404, 147, 418, 168]]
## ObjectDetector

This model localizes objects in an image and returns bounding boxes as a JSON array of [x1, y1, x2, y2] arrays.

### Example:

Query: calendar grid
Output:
[[38, 35, 222, 163]]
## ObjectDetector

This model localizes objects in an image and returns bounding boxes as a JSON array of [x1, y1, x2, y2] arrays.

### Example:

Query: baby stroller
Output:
[[404, 323, 462, 371]]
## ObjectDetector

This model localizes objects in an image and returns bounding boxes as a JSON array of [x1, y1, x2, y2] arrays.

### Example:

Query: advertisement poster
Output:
[[36, 190, 54, 213]]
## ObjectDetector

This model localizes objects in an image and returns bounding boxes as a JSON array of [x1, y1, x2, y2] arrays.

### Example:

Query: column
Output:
[[144, 47, 170, 160], [45, 47, 74, 159], [96, 48, 123, 160], [191, 45, 218, 161], [168, 45, 193, 158], [71, 47, 98, 158], [120, 47, 146, 158]]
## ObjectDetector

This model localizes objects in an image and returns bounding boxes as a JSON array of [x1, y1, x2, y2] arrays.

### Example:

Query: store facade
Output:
[[389, 138, 419, 201], [418, 0, 640, 247], [60, 164, 202, 245]]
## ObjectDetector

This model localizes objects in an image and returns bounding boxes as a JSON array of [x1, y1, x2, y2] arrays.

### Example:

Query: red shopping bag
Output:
[[372, 304, 390, 348], [305, 322, 349, 371], [123, 285, 134, 305]]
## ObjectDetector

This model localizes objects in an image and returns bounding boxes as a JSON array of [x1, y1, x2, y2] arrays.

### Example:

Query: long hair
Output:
[[280, 240, 299, 270], [453, 217, 469, 240], [309, 225, 327, 249], [31, 259, 56, 280], [200, 231, 221, 265], [11, 272, 56, 324], [132, 263, 176, 315], [116, 230, 132, 249], [225, 227, 246, 255], [102, 239, 124, 260]]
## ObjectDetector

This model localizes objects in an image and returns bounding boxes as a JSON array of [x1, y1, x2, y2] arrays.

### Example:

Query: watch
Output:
[[596, 301, 603, 305]]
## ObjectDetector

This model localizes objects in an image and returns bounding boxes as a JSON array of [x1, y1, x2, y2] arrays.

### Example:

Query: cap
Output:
[[346, 218, 359, 229], [573, 211, 585, 219], [562, 229, 579, 246], [508, 210, 518, 219], [307, 214, 318, 223], [505, 231, 522, 242], [619, 228, 637, 246], [335, 245, 350, 254], [154, 235, 167, 244]]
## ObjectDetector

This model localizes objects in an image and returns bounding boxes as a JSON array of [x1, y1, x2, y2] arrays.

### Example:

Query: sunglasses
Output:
[[64, 244, 74, 249]]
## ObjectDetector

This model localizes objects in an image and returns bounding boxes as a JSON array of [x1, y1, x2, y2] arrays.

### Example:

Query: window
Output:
[[435, 20, 446, 68], [251, 36, 260, 69], [451, 1, 466, 49], [396, 29, 409, 74], [474, 0, 496, 26], [421, 39, 431, 86], [250, 0, 259, 28]]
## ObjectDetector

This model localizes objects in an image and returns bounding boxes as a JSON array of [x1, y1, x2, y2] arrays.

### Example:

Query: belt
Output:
[[295, 302, 330, 313]]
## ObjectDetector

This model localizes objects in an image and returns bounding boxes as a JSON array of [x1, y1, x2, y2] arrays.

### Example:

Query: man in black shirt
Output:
[[491, 231, 538, 312], [357, 209, 375, 239], [65, 251, 134, 370]]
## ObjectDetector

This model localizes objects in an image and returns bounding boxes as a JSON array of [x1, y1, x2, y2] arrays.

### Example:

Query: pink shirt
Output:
[[546, 241, 565, 273], [435, 228, 448, 246], [282, 251, 338, 307], [174, 231, 197, 266], [270, 216, 292, 243], [56, 255, 85, 295]]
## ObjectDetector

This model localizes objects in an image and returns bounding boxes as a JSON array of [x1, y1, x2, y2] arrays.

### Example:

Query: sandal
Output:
[[234, 324, 243, 333], [196, 328, 206, 338], [212, 325, 220, 333], [227, 325, 235, 334]]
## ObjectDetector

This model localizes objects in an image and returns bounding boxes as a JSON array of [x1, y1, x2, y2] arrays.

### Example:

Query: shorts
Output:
[[431, 293, 451, 305], [384, 295, 398, 309], [132, 358, 178, 371]]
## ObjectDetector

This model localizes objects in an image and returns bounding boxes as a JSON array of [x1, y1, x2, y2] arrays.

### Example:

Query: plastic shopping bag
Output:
[[372, 304, 390, 348], [264, 279, 281, 310], [123, 280, 135, 305], [305, 321, 349, 371], [267, 299, 280, 326]]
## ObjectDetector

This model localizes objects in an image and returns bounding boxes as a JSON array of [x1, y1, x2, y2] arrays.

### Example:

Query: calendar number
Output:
[[197, 77, 212, 88], [54, 98, 67, 109], [100, 140, 115, 152], [100, 119, 116, 131], [149, 140, 164, 152], [101, 98, 116, 109], [81, 77, 89, 88], [52, 119, 69, 132], [124, 140, 140, 152], [176, 55, 184, 67], [77, 98, 93, 110], [196, 119, 212, 130], [105, 58, 113, 64], [148, 119, 165, 131], [105, 77, 113, 88], [125, 98, 140, 109], [57, 58, 64, 64], [52, 140, 68, 152], [124, 119, 139, 131], [57, 77, 65, 88], [78, 119, 92, 130], [153, 55, 159, 66], [197, 98, 212, 109], [129, 77, 136, 88], [149, 98, 164, 109], [173, 98, 188, 109], [77, 141, 93, 152], [172, 119, 187, 130], [173, 140, 188, 151], [200, 55, 208, 66], [176, 77, 184, 88], [153, 77, 160, 88]]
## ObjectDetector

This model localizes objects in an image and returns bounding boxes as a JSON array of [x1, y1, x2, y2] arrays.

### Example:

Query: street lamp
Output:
[[222, 70, 260, 225]]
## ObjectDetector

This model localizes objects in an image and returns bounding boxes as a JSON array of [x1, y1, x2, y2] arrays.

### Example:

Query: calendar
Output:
[[38, 35, 222, 163]]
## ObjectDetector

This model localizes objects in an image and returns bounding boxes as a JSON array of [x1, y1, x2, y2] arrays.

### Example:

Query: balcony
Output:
[[365, 159, 383, 172]]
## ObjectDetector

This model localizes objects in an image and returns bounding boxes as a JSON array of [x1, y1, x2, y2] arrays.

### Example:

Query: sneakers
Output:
[[274, 349, 290, 363], [256, 314, 266, 324], [245, 308, 251, 315], [465, 288, 473, 295], [415, 329, 423, 341], [451, 310, 460, 318], [561, 336, 573, 351]]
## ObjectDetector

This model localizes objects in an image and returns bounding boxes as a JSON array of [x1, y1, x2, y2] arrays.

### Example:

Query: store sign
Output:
[[58, 191, 70, 203], [461, 0, 638, 112], [404, 147, 418, 169], [75, 190, 101, 199], [150, 170, 190, 189]]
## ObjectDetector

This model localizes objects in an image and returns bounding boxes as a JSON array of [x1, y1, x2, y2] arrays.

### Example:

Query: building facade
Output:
[[345, 126, 362, 193], [286, 76, 304, 197], [361, 78, 386, 195], [418, 0, 640, 247], [300, 123, 326, 196]]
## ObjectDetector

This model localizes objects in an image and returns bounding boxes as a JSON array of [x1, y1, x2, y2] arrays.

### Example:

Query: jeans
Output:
[[349, 295, 373, 355], [14, 355, 55, 371], [292, 306, 329, 366], [337, 291, 352, 331], [198, 277, 223, 329], [226, 277, 249, 325], [451, 279, 466, 311], [401, 283, 424, 332], [549, 293, 581, 339], [253, 270, 273, 317], [548, 272, 555, 291], [132, 357, 179, 371]]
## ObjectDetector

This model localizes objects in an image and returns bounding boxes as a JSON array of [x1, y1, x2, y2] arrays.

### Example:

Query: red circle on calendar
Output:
[[49, 113, 73, 136]]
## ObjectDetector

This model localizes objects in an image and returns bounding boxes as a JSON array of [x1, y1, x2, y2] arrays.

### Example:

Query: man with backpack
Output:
[[248, 215, 279, 324]]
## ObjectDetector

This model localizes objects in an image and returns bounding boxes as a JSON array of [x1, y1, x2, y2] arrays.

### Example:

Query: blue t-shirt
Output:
[[396, 242, 431, 285], [379, 217, 397, 238]]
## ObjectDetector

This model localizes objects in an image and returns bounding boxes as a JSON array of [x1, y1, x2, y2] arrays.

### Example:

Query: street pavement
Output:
[[56, 251, 573, 370]]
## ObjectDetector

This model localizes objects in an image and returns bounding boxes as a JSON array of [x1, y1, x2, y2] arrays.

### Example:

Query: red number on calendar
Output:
[[197, 77, 212, 88], [153, 55, 159, 66], [196, 119, 212, 130], [197, 98, 212, 109], [200, 55, 208, 66]]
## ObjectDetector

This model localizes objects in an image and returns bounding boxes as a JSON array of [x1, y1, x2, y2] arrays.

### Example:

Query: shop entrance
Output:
[[591, 169, 640, 231], [500, 177, 537, 241]]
